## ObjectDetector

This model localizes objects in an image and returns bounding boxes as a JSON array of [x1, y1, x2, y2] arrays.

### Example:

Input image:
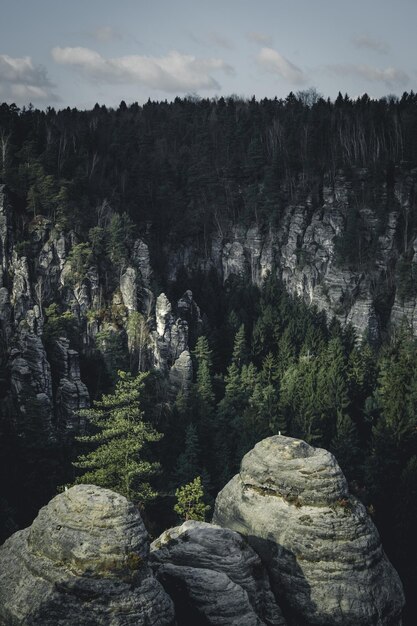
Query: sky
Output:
[[0, 0, 416, 110]]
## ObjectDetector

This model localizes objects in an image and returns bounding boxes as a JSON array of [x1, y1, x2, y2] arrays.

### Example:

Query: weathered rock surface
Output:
[[0, 485, 174, 625], [169, 349, 193, 396], [151, 520, 286, 626], [151, 291, 200, 377], [53, 337, 90, 434], [120, 266, 138, 312], [133, 238, 152, 287], [213, 436, 405, 626], [160, 170, 417, 339]]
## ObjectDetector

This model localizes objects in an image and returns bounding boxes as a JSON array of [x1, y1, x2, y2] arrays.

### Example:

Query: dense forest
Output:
[[1, 90, 417, 244], [1, 92, 417, 622]]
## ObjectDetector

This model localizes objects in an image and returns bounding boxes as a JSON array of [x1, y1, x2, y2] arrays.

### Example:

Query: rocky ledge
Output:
[[213, 435, 405, 626], [0, 484, 174, 625], [150, 520, 286, 625]]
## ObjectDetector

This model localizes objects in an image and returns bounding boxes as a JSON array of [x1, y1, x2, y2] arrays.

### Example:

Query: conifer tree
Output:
[[174, 476, 210, 522], [232, 324, 248, 368], [173, 423, 201, 487], [73, 371, 162, 503]]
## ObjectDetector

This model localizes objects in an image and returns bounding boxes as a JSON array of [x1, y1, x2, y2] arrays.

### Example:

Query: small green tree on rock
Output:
[[72, 370, 162, 504], [174, 476, 210, 522]]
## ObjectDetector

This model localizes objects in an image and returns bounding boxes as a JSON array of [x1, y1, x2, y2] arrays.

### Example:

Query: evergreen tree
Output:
[[72, 371, 162, 503], [232, 324, 248, 368], [174, 476, 210, 522], [330, 412, 361, 481], [173, 423, 201, 487]]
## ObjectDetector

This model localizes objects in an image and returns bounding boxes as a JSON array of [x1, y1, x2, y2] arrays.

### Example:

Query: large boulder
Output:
[[151, 520, 286, 625], [0, 485, 174, 625], [213, 436, 405, 626]]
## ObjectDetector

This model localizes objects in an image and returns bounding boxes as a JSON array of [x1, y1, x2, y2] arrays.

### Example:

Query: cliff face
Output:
[[213, 435, 405, 626], [0, 184, 198, 441], [164, 169, 417, 341], [1, 168, 416, 440]]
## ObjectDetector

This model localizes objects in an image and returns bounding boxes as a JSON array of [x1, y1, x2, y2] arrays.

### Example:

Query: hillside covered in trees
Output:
[[1, 92, 417, 622]]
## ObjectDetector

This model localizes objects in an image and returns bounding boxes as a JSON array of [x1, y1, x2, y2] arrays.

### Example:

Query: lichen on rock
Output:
[[213, 435, 405, 626], [0, 484, 174, 625]]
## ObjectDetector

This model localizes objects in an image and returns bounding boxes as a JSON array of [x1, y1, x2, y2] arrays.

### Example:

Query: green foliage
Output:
[[73, 371, 162, 503], [66, 243, 93, 285], [95, 329, 128, 382], [106, 213, 134, 270], [3, 95, 417, 617], [43, 303, 78, 345], [173, 423, 201, 487], [174, 476, 210, 522]]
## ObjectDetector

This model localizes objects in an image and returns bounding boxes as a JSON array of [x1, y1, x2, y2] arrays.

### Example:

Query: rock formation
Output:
[[0, 484, 174, 625], [151, 520, 286, 626], [213, 435, 405, 626], [0, 438, 407, 626], [162, 169, 417, 340], [150, 291, 200, 380]]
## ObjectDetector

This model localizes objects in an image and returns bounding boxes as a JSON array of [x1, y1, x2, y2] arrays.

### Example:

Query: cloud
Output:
[[0, 54, 59, 103], [328, 63, 409, 88], [51, 46, 234, 92], [208, 32, 234, 50], [352, 36, 390, 54], [247, 31, 273, 46], [257, 48, 306, 85], [91, 26, 122, 43]]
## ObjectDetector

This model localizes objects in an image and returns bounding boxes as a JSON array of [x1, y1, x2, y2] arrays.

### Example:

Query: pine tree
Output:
[[174, 476, 210, 522], [232, 324, 248, 368], [193, 335, 213, 371], [72, 371, 162, 503], [330, 412, 361, 481], [173, 423, 201, 487]]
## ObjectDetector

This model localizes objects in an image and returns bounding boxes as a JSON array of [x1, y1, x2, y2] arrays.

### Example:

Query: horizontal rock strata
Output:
[[0, 485, 174, 625], [151, 520, 286, 625], [213, 435, 405, 626]]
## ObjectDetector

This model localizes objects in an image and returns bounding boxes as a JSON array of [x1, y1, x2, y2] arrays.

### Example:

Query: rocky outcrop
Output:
[[213, 435, 405, 626], [160, 170, 417, 339], [169, 349, 193, 396], [53, 337, 89, 434], [133, 238, 152, 287], [10, 330, 53, 433], [0, 485, 175, 625], [0, 443, 406, 626], [151, 520, 286, 625], [150, 291, 200, 376], [120, 266, 138, 312]]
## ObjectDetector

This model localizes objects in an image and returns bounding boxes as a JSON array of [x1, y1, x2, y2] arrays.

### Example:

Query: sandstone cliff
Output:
[[162, 169, 417, 341]]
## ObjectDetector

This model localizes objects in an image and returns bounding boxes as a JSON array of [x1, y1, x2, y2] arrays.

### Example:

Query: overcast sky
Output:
[[0, 0, 416, 109]]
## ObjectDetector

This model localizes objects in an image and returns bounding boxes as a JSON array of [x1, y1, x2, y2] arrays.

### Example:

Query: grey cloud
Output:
[[0, 55, 59, 103], [91, 26, 123, 43], [51, 47, 234, 92], [328, 63, 409, 88], [352, 35, 390, 54], [208, 32, 234, 50], [257, 47, 306, 85], [247, 31, 273, 46]]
